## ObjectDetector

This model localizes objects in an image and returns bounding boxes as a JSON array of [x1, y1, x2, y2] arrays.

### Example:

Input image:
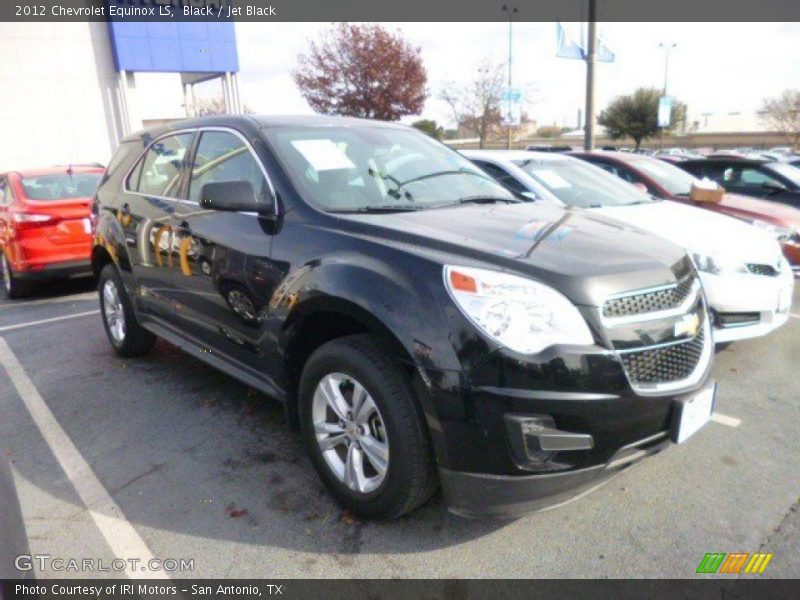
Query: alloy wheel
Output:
[[311, 372, 390, 494], [102, 279, 126, 343]]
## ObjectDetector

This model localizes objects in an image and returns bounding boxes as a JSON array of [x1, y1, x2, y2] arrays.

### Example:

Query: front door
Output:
[[118, 131, 195, 320], [171, 129, 281, 369]]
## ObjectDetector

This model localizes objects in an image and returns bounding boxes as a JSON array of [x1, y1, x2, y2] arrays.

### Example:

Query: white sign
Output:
[[658, 96, 672, 128], [290, 139, 356, 171]]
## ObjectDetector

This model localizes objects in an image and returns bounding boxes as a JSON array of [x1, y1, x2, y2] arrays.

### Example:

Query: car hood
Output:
[[714, 193, 800, 225], [341, 202, 689, 307], [593, 200, 782, 263]]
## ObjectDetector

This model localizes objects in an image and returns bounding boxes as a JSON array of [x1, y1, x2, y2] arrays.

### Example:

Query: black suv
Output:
[[92, 115, 716, 519]]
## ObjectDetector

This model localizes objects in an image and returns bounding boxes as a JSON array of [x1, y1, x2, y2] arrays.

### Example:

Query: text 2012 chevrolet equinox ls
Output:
[[92, 115, 717, 519]]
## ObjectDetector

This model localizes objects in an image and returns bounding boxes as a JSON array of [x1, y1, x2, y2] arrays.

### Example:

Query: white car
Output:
[[463, 150, 794, 344]]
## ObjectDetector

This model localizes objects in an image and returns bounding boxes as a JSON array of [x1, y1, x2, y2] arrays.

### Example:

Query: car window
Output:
[[474, 161, 528, 195], [513, 158, 653, 207], [765, 163, 800, 188], [189, 131, 270, 205], [264, 126, 512, 211], [723, 166, 784, 189], [130, 133, 193, 198], [20, 173, 103, 200], [628, 157, 698, 196]]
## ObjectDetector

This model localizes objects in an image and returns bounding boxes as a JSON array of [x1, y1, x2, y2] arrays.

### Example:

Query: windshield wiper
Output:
[[455, 195, 519, 205], [329, 204, 427, 214]]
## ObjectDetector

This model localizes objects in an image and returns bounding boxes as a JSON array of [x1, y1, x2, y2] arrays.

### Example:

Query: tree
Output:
[[439, 60, 505, 148], [411, 119, 444, 140], [598, 88, 687, 150], [293, 23, 427, 121], [758, 89, 800, 150]]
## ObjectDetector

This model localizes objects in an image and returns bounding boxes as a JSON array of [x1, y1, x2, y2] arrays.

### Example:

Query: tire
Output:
[[98, 263, 156, 357], [715, 342, 732, 353], [299, 334, 437, 520], [1, 254, 31, 300]]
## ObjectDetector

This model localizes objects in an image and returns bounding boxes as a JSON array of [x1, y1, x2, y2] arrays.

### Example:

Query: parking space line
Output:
[[0, 292, 97, 308], [0, 310, 100, 332], [711, 412, 742, 428], [0, 337, 168, 580]]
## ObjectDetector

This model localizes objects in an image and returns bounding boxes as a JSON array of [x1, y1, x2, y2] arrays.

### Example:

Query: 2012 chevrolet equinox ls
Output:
[[92, 115, 717, 519]]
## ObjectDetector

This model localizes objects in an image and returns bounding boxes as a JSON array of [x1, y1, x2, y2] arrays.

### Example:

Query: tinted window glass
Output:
[[264, 126, 512, 211], [20, 173, 103, 200], [189, 131, 270, 205], [133, 133, 193, 197]]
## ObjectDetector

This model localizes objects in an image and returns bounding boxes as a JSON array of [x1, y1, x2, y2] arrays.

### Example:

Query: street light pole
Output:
[[502, 4, 518, 150], [659, 42, 676, 149], [583, 0, 597, 151]]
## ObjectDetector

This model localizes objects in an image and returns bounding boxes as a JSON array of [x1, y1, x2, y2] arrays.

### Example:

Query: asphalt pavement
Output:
[[0, 277, 798, 579]]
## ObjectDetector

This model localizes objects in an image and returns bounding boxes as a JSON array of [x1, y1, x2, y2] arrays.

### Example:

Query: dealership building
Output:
[[0, 21, 242, 170]]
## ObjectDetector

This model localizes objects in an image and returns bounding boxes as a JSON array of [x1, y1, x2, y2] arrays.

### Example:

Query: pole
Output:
[[502, 5, 518, 149], [584, 0, 597, 151], [659, 42, 675, 149]]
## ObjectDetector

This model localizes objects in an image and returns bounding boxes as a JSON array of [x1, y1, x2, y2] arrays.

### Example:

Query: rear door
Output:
[[171, 128, 280, 368], [117, 131, 196, 320]]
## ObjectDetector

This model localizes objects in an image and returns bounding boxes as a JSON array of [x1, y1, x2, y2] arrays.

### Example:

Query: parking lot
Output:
[[1, 279, 798, 579]]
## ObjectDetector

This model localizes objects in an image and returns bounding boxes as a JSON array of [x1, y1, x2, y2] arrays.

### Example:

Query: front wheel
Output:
[[98, 264, 156, 357], [299, 334, 437, 519]]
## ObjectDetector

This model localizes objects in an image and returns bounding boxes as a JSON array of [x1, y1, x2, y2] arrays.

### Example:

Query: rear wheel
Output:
[[299, 334, 437, 519], [1, 254, 30, 300], [98, 263, 156, 357]]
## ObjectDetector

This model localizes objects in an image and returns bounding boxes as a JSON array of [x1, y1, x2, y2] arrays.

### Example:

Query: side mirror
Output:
[[519, 191, 539, 201], [200, 181, 275, 215], [632, 182, 648, 193]]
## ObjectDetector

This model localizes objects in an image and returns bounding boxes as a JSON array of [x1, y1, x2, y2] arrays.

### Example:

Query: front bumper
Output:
[[700, 269, 794, 343], [441, 430, 671, 518]]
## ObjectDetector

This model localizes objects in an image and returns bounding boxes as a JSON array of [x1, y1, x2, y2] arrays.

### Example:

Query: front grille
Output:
[[621, 328, 705, 385], [603, 274, 696, 318], [746, 263, 779, 277]]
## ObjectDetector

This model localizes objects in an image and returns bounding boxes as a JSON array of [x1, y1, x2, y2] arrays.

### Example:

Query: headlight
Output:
[[745, 220, 799, 243], [443, 266, 594, 354], [690, 252, 747, 275]]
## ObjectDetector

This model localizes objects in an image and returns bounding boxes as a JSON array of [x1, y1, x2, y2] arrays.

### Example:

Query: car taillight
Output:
[[11, 213, 58, 229]]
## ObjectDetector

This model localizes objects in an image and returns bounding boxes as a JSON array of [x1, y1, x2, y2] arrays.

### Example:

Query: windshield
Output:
[[513, 158, 654, 207], [768, 162, 800, 187], [21, 173, 103, 201], [629, 157, 699, 196], [264, 125, 514, 212]]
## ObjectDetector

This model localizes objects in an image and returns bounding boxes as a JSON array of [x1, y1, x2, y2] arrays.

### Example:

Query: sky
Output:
[[141, 22, 800, 132]]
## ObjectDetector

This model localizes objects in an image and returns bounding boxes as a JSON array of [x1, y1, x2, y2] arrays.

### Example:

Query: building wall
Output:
[[0, 22, 126, 170]]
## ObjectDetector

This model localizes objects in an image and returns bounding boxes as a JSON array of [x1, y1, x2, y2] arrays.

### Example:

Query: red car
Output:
[[0, 166, 104, 298], [571, 150, 800, 271]]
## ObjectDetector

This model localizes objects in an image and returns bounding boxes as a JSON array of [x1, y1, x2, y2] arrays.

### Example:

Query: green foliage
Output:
[[598, 88, 687, 149], [411, 119, 444, 140]]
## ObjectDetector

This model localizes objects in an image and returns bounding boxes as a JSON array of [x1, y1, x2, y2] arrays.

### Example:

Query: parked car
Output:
[[92, 115, 716, 519], [464, 150, 793, 344], [569, 151, 800, 272], [0, 165, 103, 298], [677, 157, 800, 209], [524, 144, 573, 153]]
